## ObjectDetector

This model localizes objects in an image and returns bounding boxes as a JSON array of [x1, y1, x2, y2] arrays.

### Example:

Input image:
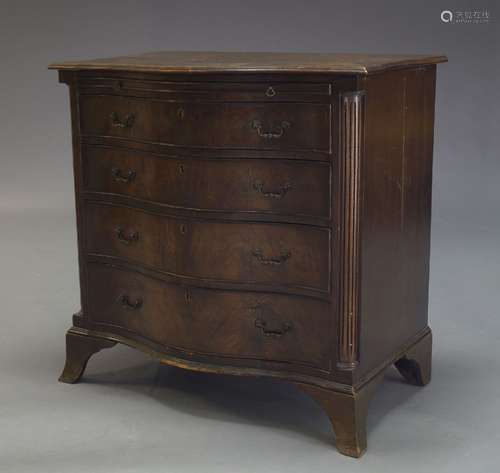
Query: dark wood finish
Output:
[[78, 77, 332, 103], [85, 202, 330, 293], [337, 90, 364, 369], [53, 51, 445, 457], [87, 263, 331, 368], [293, 329, 431, 457], [82, 145, 331, 220], [355, 66, 437, 383], [59, 329, 116, 383], [296, 372, 383, 458], [395, 329, 432, 386], [49, 50, 447, 74], [79, 94, 331, 153]]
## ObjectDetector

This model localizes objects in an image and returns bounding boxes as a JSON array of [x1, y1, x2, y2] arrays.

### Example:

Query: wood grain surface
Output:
[[49, 50, 447, 74]]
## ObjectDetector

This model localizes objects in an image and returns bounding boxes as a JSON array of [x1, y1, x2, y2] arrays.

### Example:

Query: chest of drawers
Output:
[[51, 51, 446, 457]]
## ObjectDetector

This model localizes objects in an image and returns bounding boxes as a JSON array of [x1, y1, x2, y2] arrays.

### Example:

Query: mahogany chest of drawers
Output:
[[50, 51, 446, 457]]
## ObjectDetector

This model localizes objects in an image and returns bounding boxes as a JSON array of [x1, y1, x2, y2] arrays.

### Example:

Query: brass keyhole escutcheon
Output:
[[265, 86, 276, 97], [180, 223, 187, 235], [177, 107, 185, 119], [178, 164, 185, 175]]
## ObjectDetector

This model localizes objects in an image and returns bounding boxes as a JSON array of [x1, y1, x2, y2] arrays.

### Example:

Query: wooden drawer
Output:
[[87, 263, 331, 368], [78, 77, 332, 103], [79, 95, 331, 152], [82, 146, 331, 219], [85, 203, 330, 293]]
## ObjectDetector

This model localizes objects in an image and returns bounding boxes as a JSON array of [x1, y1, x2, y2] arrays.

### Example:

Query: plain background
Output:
[[1, 1, 498, 472]]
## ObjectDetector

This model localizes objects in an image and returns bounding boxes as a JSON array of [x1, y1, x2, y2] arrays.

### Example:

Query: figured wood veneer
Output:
[[52, 51, 445, 458]]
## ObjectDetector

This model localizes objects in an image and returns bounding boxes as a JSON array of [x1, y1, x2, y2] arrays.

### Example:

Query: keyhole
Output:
[[185, 288, 192, 304], [114, 80, 123, 91], [178, 164, 185, 175], [180, 223, 187, 235], [265, 86, 276, 97], [177, 108, 185, 119]]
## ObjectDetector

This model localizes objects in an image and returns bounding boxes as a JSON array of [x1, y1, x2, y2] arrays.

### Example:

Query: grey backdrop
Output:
[[1, 1, 498, 472]]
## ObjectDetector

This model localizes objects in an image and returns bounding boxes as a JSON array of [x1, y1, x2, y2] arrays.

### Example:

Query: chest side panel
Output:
[[355, 66, 436, 382]]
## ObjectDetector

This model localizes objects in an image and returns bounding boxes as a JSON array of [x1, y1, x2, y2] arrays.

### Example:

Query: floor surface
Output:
[[1, 209, 499, 472]]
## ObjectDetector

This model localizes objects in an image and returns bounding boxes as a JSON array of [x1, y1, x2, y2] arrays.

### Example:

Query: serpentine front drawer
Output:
[[82, 145, 331, 221], [87, 263, 331, 369], [79, 94, 331, 153], [84, 201, 331, 294]]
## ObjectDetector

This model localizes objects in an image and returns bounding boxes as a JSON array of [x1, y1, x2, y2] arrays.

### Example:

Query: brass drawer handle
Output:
[[111, 167, 136, 183], [255, 318, 292, 338], [251, 119, 290, 139], [119, 294, 143, 310], [110, 111, 136, 128], [253, 180, 292, 199], [115, 227, 139, 245], [252, 248, 291, 266]]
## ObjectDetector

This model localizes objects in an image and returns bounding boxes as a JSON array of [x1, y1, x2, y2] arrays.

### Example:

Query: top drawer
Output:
[[78, 77, 332, 103], [79, 95, 331, 153]]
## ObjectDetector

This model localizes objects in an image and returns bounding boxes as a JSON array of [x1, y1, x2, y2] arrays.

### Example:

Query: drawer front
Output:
[[83, 146, 331, 219], [79, 95, 331, 152], [79, 77, 332, 103], [87, 264, 331, 368], [85, 203, 330, 292]]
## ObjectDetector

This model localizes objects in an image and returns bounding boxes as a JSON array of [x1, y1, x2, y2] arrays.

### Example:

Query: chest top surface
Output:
[[49, 50, 447, 74]]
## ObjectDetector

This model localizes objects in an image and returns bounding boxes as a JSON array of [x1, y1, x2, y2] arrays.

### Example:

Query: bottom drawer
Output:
[[87, 264, 331, 369]]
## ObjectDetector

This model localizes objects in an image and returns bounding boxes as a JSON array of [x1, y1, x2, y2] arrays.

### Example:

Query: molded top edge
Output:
[[49, 50, 448, 75]]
